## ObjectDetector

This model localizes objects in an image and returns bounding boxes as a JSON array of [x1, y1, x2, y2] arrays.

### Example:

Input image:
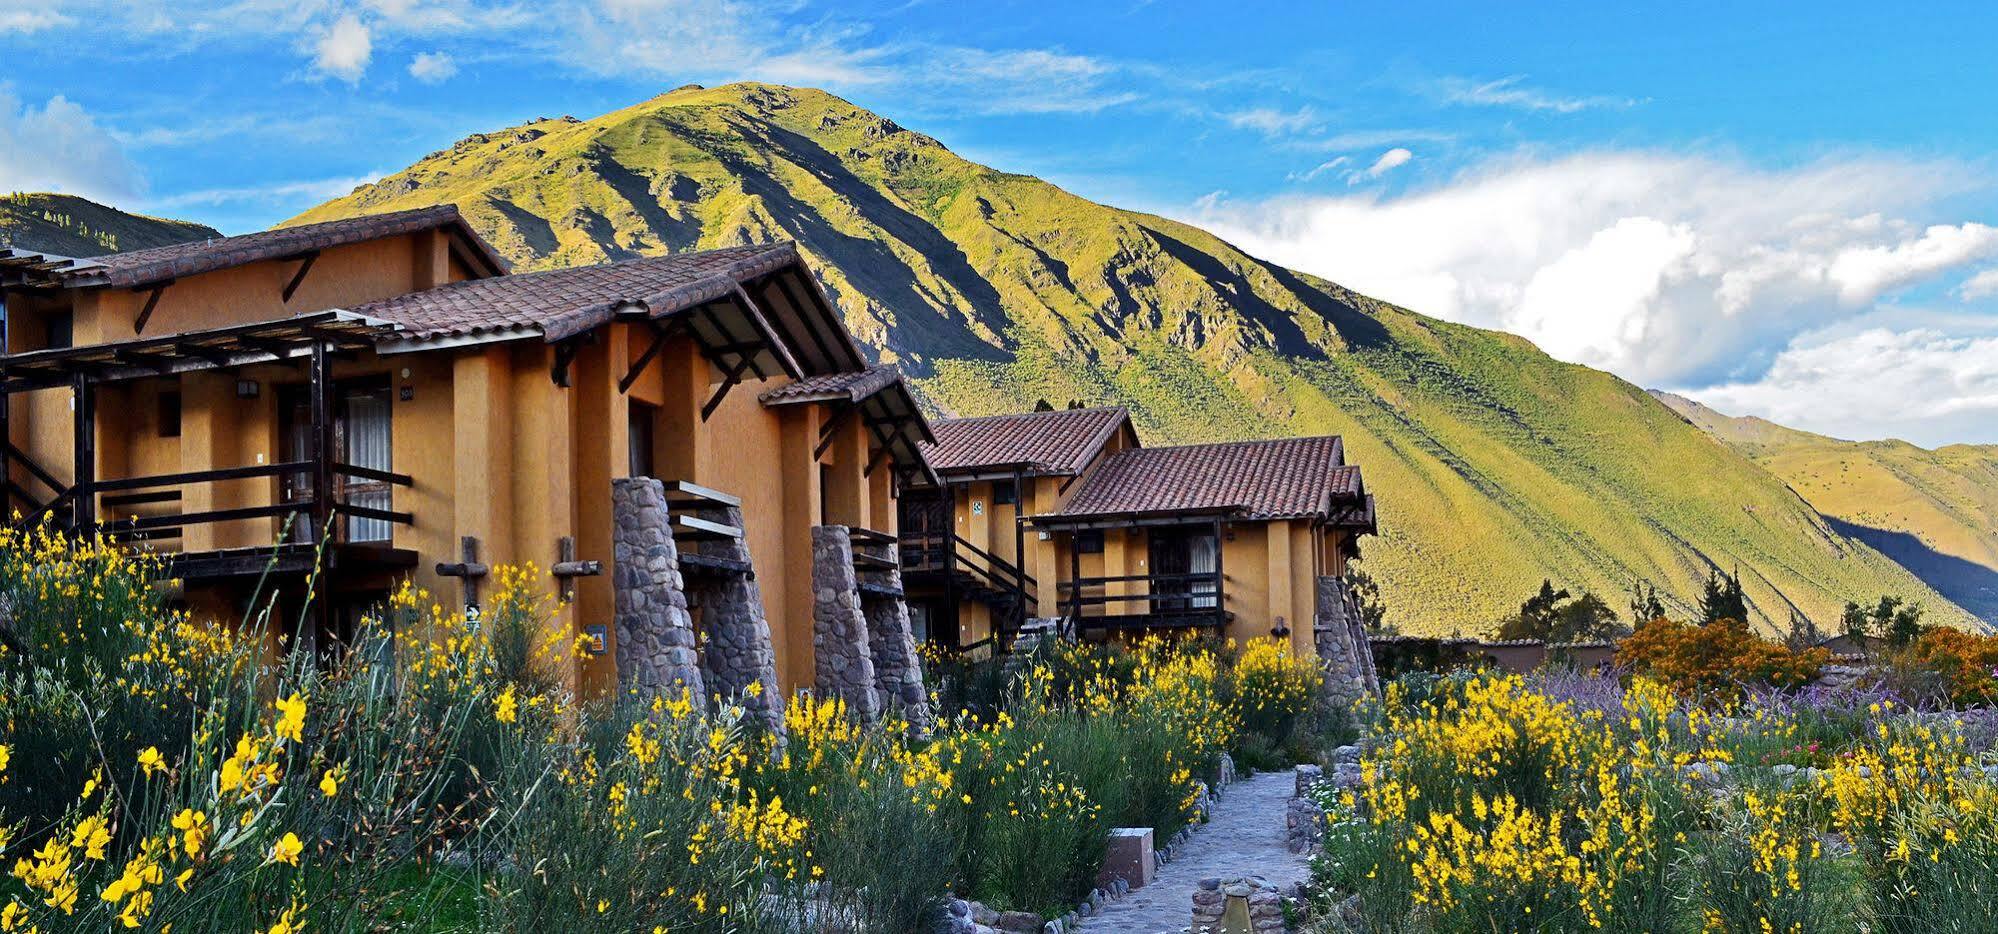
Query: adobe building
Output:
[[901, 407, 1377, 662], [0, 206, 933, 711]]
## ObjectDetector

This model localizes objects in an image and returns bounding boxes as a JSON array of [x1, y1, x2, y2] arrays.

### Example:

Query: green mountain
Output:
[[0, 192, 218, 257], [275, 82, 1977, 634], [1655, 391, 1998, 624]]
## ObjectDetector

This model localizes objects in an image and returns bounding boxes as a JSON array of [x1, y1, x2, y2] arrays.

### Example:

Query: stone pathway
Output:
[[1076, 769, 1311, 934]]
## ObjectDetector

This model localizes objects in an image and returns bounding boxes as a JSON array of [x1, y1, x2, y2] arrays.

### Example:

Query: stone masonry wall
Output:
[[1315, 575, 1373, 709], [610, 478, 705, 699], [686, 503, 783, 732], [857, 538, 931, 731], [811, 525, 882, 723]]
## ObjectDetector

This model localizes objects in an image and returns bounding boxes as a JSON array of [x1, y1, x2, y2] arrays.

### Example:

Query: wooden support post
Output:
[[435, 535, 490, 613], [1212, 516, 1226, 630], [309, 341, 334, 545], [70, 373, 94, 530], [1069, 534, 1082, 633], [551, 535, 602, 603]]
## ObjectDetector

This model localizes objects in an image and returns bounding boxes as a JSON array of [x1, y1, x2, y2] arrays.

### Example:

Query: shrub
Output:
[[1614, 617, 1827, 695], [1882, 628, 1998, 706]]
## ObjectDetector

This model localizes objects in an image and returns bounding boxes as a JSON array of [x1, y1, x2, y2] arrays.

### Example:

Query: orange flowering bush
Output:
[[1614, 618, 1827, 695], [1888, 628, 1998, 706]]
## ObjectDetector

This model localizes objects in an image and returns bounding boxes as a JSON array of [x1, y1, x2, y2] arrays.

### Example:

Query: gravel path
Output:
[[1075, 769, 1310, 934]]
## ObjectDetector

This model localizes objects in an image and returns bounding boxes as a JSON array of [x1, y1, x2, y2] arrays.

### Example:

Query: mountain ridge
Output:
[[1654, 391, 1998, 624], [0, 192, 220, 258]]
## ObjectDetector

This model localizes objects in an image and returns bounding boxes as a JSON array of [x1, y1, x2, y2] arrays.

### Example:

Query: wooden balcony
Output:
[[1057, 571, 1231, 634]]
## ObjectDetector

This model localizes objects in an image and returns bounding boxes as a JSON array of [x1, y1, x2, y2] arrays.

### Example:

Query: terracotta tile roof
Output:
[[921, 406, 1130, 476], [354, 243, 793, 341], [758, 364, 903, 405], [1054, 435, 1360, 521], [49, 206, 507, 289]]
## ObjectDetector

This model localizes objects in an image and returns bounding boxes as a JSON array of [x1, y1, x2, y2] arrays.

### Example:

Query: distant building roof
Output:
[[1048, 435, 1369, 523], [13, 205, 508, 290], [920, 406, 1131, 477]]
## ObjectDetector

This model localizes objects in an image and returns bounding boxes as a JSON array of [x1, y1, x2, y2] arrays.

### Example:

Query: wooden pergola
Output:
[[0, 311, 417, 584]]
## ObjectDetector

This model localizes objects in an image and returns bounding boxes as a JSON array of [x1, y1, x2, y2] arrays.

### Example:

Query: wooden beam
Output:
[[765, 274, 842, 374], [863, 440, 892, 477], [617, 320, 680, 394], [729, 283, 804, 379], [700, 357, 755, 422], [693, 303, 769, 381], [435, 535, 490, 610], [552, 535, 602, 602], [550, 339, 583, 388], [814, 402, 854, 461], [281, 252, 320, 304], [132, 283, 170, 335]]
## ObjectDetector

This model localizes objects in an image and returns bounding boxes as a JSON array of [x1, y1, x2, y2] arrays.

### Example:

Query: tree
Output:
[[1344, 563, 1391, 635], [1629, 579, 1667, 624], [1497, 579, 1622, 642], [1840, 595, 1927, 650], [1697, 568, 1748, 626]]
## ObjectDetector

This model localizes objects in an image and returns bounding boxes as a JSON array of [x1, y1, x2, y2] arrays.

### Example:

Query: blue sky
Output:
[[3, 1, 1996, 444]]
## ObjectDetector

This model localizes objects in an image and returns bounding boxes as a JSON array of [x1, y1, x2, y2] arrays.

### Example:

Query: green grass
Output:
[[270, 81, 1985, 636]]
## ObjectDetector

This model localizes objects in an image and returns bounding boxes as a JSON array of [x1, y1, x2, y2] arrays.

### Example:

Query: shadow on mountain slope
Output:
[[1824, 516, 1998, 627]]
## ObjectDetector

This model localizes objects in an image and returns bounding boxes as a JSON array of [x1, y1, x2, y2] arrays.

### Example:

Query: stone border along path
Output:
[[1075, 769, 1312, 933]]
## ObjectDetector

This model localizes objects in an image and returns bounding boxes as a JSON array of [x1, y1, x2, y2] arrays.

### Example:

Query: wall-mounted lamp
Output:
[[235, 379, 261, 399]]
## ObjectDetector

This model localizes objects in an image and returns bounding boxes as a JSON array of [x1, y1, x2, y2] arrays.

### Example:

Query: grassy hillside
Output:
[[289, 82, 1984, 635], [1, 192, 218, 256], [1656, 391, 1998, 624]]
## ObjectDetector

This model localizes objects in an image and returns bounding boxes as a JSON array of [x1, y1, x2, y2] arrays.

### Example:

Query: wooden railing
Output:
[[899, 531, 1038, 634], [1058, 571, 1228, 632], [87, 461, 412, 546]]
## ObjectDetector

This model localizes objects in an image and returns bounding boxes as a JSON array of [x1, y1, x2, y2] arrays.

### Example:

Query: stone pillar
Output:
[[811, 525, 881, 723], [610, 478, 705, 698], [687, 504, 783, 732], [857, 539, 932, 730], [1314, 576, 1372, 708]]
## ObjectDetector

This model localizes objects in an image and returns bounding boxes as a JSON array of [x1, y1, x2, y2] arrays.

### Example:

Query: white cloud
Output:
[[918, 47, 1136, 114], [1225, 106, 1318, 137], [1961, 267, 1998, 300], [146, 173, 383, 210], [1187, 150, 1998, 433], [1827, 223, 1998, 303], [1346, 147, 1411, 185], [408, 51, 458, 82], [1687, 327, 1998, 445], [0, 90, 142, 203], [1435, 75, 1636, 113], [314, 13, 373, 82], [557, 0, 891, 86], [1287, 156, 1348, 183], [0, 8, 73, 33]]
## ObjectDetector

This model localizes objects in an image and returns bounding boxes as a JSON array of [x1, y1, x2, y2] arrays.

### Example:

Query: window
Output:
[[628, 401, 657, 477], [157, 391, 181, 438], [992, 480, 1017, 506], [44, 312, 72, 350], [1075, 529, 1104, 554]]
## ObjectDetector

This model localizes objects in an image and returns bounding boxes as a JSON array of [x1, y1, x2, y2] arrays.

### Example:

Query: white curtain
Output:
[[1189, 534, 1218, 608], [344, 391, 393, 542]]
